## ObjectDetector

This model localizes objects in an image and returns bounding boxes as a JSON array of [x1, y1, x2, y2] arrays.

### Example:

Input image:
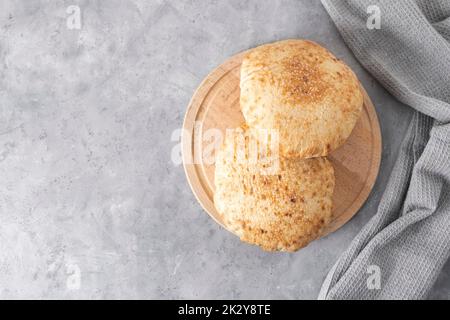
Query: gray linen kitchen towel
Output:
[[318, 0, 450, 299]]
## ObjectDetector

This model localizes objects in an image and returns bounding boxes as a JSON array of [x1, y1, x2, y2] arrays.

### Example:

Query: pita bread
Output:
[[240, 39, 363, 158], [214, 127, 335, 252]]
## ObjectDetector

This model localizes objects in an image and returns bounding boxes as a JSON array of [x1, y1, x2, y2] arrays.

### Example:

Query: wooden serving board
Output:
[[182, 50, 382, 238]]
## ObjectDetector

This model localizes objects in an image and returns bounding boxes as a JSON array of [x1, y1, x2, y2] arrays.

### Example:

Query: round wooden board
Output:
[[182, 50, 382, 239]]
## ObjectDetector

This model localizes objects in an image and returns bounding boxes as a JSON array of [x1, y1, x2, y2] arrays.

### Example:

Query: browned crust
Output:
[[214, 128, 335, 252], [240, 39, 363, 159]]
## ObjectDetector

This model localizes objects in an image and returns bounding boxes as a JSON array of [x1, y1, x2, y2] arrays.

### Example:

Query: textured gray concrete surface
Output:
[[0, 0, 448, 299]]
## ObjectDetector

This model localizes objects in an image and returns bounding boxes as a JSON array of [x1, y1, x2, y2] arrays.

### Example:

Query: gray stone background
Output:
[[0, 0, 448, 299]]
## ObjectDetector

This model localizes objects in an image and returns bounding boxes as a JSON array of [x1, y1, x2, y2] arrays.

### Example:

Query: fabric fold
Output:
[[319, 0, 450, 299]]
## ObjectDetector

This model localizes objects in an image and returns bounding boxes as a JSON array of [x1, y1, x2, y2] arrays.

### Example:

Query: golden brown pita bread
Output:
[[214, 127, 335, 252], [240, 39, 363, 158]]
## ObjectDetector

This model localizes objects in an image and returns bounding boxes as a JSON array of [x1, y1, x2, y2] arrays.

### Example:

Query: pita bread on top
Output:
[[240, 39, 363, 158]]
